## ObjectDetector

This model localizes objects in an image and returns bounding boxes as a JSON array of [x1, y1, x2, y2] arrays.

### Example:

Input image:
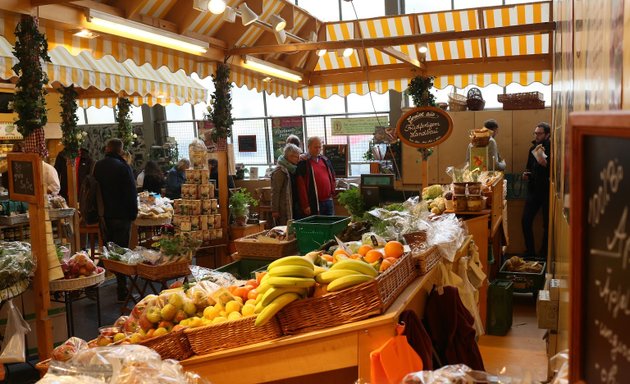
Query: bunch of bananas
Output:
[[254, 256, 316, 326], [314, 259, 377, 292]]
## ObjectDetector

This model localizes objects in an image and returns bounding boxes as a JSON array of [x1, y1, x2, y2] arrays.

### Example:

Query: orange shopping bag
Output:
[[370, 323, 423, 384]]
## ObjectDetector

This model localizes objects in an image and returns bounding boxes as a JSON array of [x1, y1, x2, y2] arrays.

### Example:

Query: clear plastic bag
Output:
[[426, 214, 467, 262], [52, 337, 89, 362], [103, 243, 142, 265], [189, 265, 240, 287], [0, 299, 30, 363], [403, 364, 497, 383], [0, 241, 35, 291], [61, 251, 99, 279]]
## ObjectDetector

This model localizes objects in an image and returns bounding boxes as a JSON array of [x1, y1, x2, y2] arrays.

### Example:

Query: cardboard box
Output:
[[549, 279, 560, 301], [537, 290, 558, 330]]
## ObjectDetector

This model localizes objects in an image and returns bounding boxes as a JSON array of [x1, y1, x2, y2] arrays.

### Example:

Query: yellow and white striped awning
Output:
[[0, 35, 208, 107]]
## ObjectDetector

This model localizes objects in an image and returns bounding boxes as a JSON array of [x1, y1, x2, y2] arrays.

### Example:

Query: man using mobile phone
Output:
[[522, 122, 551, 259]]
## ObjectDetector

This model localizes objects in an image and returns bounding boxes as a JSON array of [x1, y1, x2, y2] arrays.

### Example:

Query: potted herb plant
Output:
[[229, 189, 258, 226]]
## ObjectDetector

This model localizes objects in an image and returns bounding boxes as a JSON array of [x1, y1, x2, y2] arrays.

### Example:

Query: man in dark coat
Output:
[[522, 122, 551, 259], [295, 137, 336, 216], [94, 138, 138, 301]]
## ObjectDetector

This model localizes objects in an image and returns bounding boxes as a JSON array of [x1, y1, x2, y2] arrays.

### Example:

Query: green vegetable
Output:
[[422, 184, 443, 200], [337, 188, 365, 218]]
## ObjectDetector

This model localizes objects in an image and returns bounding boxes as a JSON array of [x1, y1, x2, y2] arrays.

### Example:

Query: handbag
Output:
[[370, 323, 423, 384]]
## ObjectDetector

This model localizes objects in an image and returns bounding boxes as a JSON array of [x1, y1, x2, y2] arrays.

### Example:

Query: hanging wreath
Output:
[[59, 85, 85, 160], [12, 15, 51, 138], [115, 97, 134, 148]]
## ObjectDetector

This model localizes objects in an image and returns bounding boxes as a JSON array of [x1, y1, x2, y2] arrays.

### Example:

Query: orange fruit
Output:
[[333, 248, 350, 258], [247, 289, 258, 300], [364, 249, 383, 263], [379, 258, 394, 272], [246, 279, 259, 288], [384, 241, 404, 259], [255, 272, 267, 285], [357, 244, 373, 256], [349, 253, 362, 260], [322, 254, 333, 262]]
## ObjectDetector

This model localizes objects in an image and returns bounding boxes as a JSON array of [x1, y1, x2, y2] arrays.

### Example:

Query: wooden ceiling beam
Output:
[[30, 0, 75, 5], [228, 22, 555, 55], [379, 47, 425, 70], [118, 0, 146, 19]]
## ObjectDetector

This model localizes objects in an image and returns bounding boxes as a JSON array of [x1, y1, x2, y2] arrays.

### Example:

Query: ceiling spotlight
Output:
[[274, 29, 287, 44], [342, 47, 353, 57], [223, 6, 236, 23], [418, 45, 428, 54], [208, 0, 226, 14], [270, 14, 286, 32], [239, 3, 259, 26], [316, 49, 327, 56], [74, 29, 99, 39], [262, 77, 272, 82]]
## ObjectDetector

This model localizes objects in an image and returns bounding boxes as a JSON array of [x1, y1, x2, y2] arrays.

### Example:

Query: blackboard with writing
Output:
[[8, 152, 41, 204], [396, 106, 453, 148], [237, 135, 257, 152], [570, 112, 630, 383], [11, 160, 35, 196], [323, 144, 348, 178]]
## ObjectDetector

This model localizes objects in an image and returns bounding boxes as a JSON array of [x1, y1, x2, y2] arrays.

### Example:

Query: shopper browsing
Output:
[[165, 159, 190, 199], [271, 143, 301, 225], [466, 119, 506, 171], [94, 138, 138, 302], [140, 161, 164, 195], [521, 122, 551, 259], [296, 137, 336, 216]]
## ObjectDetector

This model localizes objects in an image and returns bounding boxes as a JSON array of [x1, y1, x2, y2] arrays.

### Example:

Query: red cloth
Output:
[[22, 128, 48, 158], [310, 158, 333, 201]]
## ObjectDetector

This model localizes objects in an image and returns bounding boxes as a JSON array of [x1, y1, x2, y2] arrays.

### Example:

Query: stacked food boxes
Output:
[[172, 150, 223, 244]]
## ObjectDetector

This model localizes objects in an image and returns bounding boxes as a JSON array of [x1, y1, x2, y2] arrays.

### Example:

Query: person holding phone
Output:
[[522, 122, 551, 259]]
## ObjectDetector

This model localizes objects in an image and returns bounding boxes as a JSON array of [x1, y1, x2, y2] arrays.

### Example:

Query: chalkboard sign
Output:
[[569, 112, 630, 384], [323, 144, 348, 178], [7, 152, 42, 204], [271, 117, 304, 161], [396, 106, 453, 148], [237, 135, 257, 152]]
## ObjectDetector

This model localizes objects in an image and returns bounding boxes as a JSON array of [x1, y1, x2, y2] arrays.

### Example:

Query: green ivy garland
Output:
[[406, 75, 437, 108], [115, 97, 134, 148], [209, 63, 233, 141], [12, 15, 51, 138], [59, 85, 84, 160]]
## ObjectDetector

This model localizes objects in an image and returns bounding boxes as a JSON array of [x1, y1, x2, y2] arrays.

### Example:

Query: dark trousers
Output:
[[318, 198, 335, 216], [521, 191, 549, 258], [103, 218, 132, 298]]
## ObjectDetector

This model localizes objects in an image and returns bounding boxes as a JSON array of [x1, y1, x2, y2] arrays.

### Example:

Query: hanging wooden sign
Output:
[[396, 106, 453, 148], [8, 152, 42, 204], [569, 111, 630, 384]]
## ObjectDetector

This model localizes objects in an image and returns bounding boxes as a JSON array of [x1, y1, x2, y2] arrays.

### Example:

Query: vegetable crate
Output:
[[292, 215, 351, 254], [215, 258, 269, 280], [497, 260, 546, 296]]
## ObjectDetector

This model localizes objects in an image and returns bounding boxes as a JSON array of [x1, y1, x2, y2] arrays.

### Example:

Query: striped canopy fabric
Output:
[[0, 35, 208, 107]]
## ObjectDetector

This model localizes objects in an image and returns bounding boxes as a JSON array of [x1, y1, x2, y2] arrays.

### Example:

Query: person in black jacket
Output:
[[141, 161, 164, 194], [94, 138, 138, 301], [522, 122, 551, 259]]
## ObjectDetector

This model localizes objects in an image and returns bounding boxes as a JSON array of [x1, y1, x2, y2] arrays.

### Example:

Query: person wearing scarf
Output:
[[271, 143, 301, 225]]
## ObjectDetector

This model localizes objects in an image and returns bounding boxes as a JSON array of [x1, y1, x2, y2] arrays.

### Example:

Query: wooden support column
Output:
[[66, 159, 80, 252]]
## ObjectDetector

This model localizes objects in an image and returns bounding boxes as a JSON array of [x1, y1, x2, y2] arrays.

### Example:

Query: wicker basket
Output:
[[467, 98, 486, 111], [185, 315, 282, 355], [448, 93, 467, 111], [413, 245, 442, 275], [49, 269, 105, 292], [139, 329, 193, 360], [102, 258, 137, 276], [276, 252, 417, 335], [136, 260, 190, 281], [0, 279, 29, 302], [497, 92, 545, 110], [35, 359, 50, 376], [234, 231, 298, 259]]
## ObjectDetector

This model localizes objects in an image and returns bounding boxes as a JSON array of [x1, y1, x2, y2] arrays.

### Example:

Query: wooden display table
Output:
[[181, 271, 438, 384]]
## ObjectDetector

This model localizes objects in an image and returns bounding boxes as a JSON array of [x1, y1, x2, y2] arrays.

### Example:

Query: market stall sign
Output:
[[323, 144, 348, 178], [8, 152, 42, 204], [331, 117, 387, 136], [396, 107, 453, 148], [0, 123, 22, 140], [569, 112, 630, 384]]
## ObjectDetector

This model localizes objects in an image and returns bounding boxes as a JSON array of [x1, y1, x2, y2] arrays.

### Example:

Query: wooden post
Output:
[[421, 158, 429, 189], [66, 159, 80, 252]]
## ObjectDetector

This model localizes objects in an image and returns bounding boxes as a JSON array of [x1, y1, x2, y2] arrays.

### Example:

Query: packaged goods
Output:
[[190, 216, 200, 231], [210, 199, 218, 210], [214, 214, 221, 228], [201, 200, 212, 214], [199, 215, 208, 230], [199, 184, 211, 199], [190, 150, 208, 170], [199, 169, 209, 184]]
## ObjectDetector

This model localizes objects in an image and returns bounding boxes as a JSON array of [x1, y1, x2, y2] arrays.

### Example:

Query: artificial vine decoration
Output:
[[59, 85, 84, 160], [407, 75, 437, 108], [115, 97, 134, 148], [12, 15, 51, 138], [209, 63, 233, 141]]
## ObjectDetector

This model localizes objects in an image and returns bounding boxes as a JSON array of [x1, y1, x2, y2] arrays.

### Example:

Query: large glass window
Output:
[[298, 0, 340, 21], [341, 1, 385, 20], [232, 84, 264, 118], [404, 1, 451, 13], [85, 106, 114, 124], [453, 0, 502, 10], [266, 92, 303, 116], [76, 107, 86, 125], [305, 94, 346, 115], [347, 92, 389, 113], [165, 104, 193, 121], [130, 105, 143, 123]]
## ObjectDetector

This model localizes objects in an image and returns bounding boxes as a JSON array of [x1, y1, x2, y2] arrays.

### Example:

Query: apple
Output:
[[138, 314, 153, 332], [174, 309, 187, 324], [158, 321, 174, 331], [153, 327, 168, 337], [183, 300, 197, 316], [168, 294, 184, 309], [160, 303, 177, 321], [146, 307, 162, 324]]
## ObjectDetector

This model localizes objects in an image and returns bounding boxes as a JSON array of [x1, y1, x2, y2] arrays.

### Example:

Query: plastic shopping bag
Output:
[[0, 299, 30, 363], [370, 323, 423, 384]]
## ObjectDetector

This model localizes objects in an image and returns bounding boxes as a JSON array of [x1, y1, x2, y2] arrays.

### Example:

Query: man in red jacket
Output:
[[296, 137, 336, 216]]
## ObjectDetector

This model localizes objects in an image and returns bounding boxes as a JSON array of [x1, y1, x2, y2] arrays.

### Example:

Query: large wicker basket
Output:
[[234, 231, 298, 259], [139, 329, 193, 360], [498, 92, 545, 110], [136, 260, 190, 281], [184, 315, 282, 355], [102, 259, 137, 276], [448, 93, 467, 111], [413, 245, 442, 275], [49, 269, 106, 292], [276, 252, 417, 335]]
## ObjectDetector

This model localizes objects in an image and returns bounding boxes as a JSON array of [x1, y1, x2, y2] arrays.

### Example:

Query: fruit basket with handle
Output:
[[276, 251, 417, 335], [49, 268, 106, 292]]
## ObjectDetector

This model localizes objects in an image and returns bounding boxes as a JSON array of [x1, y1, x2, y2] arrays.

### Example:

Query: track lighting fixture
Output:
[[208, 0, 226, 14], [270, 14, 286, 32], [239, 3, 259, 26], [223, 6, 236, 23], [274, 29, 287, 44]]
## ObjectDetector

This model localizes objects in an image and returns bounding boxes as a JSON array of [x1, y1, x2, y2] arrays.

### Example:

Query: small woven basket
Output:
[[471, 135, 491, 147], [448, 93, 467, 111], [467, 98, 486, 111], [276, 252, 417, 335], [234, 231, 298, 259], [497, 92, 545, 110], [413, 245, 442, 275], [184, 315, 282, 355], [102, 259, 138, 276], [136, 260, 190, 281], [139, 329, 193, 361], [49, 269, 105, 292]]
